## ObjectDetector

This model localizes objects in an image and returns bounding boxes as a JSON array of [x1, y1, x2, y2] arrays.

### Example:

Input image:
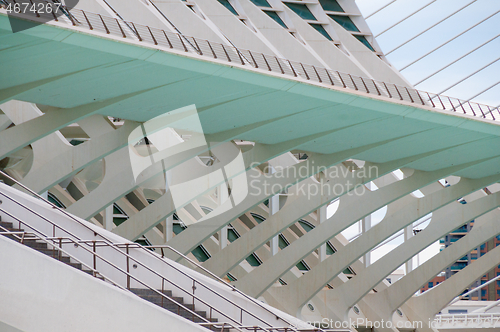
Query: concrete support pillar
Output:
[[318, 205, 327, 262], [362, 216, 371, 268], [404, 225, 413, 273], [218, 185, 229, 249], [269, 164, 279, 256], [104, 204, 114, 231]]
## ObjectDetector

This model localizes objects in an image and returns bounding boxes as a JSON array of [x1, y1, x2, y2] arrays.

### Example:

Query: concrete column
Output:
[[318, 205, 327, 262], [404, 225, 413, 273], [218, 185, 229, 249], [362, 183, 372, 267], [165, 173, 173, 242], [268, 164, 279, 256], [104, 204, 114, 231]]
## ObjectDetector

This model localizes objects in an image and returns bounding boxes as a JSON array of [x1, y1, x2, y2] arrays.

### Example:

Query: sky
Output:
[[325, 0, 500, 274], [355, 0, 500, 108]]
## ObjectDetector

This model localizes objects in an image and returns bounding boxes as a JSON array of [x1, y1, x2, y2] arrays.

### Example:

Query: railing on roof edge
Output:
[[0, 0, 499, 123]]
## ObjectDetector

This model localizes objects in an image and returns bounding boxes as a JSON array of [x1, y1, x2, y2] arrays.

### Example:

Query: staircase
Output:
[[0, 219, 228, 331]]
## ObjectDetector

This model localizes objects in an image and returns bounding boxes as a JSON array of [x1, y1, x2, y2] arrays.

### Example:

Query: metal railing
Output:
[[1, 1, 499, 123], [433, 313, 500, 327], [0, 170, 335, 332]]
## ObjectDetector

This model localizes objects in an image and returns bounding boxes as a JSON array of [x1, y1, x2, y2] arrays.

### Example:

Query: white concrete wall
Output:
[[0, 183, 310, 330], [0, 235, 208, 332]]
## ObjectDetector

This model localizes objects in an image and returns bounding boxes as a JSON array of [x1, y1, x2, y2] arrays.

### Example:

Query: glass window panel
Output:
[[328, 14, 359, 32], [228, 228, 240, 243], [278, 234, 289, 249], [217, 0, 238, 15], [299, 220, 314, 232], [285, 3, 316, 20], [264, 10, 288, 29], [354, 35, 375, 51], [296, 260, 309, 271], [319, 0, 344, 12], [309, 23, 332, 40], [250, 0, 271, 7], [246, 253, 261, 266], [192, 246, 210, 262]]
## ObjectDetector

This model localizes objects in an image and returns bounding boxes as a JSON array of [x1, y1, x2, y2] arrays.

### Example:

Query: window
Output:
[[354, 35, 375, 51], [246, 253, 262, 266], [278, 234, 289, 249], [309, 24, 332, 40], [428, 282, 433, 288], [326, 242, 335, 255], [48, 193, 65, 208], [328, 15, 359, 32], [285, 3, 316, 21], [217, 0, 238, 15], [296, 260, 309, 271], [250, 0, 271, 7], [449, 309, 468, 314], [252, 213, 266, 224], [299, 220, 315, 232], [264, 10, 288, 29], [228, 227, 240, 243], [192, 245, 210, 262], [318, 0, 344, 12]]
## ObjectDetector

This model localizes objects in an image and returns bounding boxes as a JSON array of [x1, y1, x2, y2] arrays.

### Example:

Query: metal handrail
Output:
[[0, 170, 304, 330], [1, 3, 499, 123], [0, 207, 221, 326]]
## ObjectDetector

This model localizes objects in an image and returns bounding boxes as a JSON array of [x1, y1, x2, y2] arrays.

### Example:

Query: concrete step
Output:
[[129, 288, 173, 297], [0, 221, 14, 229]]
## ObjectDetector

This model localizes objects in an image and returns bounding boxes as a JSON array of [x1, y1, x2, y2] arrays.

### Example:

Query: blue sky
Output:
[[356, 0, 500, 108]]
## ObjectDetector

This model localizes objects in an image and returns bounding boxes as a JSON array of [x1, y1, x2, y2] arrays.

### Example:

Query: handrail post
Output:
[[394, 84, 403, 100], [237, 50, 245, 65], [192, 37, 202, 55], [162, 30, 173, 48], [448, 97, 457, 112], [221, 44, 231, 61], [477, 104, 486, 118], [383, 82, 392, 98], [82, 11, 93, 30], [426, 92, 435, 107], [312, 66, 322, 83], [275, 57, 284, 74], [58, 237, 62, 261], [92, 240, 97, 277], [98, 14, 109, 34], [337, 71, 346, 88], [132, 22, 142, 41], [29, 0, 40, 17], [325, 69, 334, 85], [405, 87, 414, 103], [300, 63, 310, 80], [287, 60, 296, 77], [207, 40, 216, 58], [371, 79, 381, 95], [249, 50, 257, 68], [348, 74, 357, 90], [437, 94, 446, 109], [116, 19, 126, 38], [147, 26, 158, 45], [467, 102, 476, 116], [360, 77, 369, 93], [126, 243, 130, 290], [179, 35, 188, 52], [416, 90, 425, 105], [263, 54, 271, 71]]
